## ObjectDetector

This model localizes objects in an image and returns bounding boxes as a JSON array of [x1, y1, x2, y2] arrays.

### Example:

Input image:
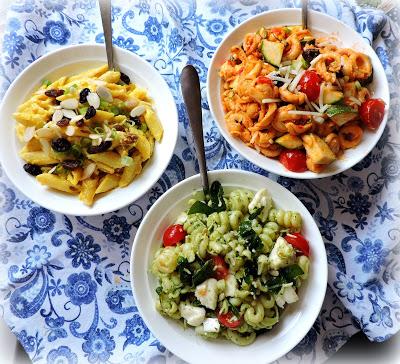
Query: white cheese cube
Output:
[[203, 318, 220, 333], [225, 274, 237, 297], [179, 303, 206, 327], [283, 285, 299, 304], [195, 278, 218, 310], [268, 237, 296, 270], [248, 189, 272, 221]]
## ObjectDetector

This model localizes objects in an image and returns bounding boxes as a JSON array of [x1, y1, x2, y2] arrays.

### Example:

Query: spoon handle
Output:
[[180, 65, 209, 195], [99, 0, 114, 70], [301, 0, 308, 29]]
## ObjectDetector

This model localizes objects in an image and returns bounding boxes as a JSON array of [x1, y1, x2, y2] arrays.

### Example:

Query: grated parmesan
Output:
[[288, 110, 324, 116], [288, 70, 305, 92]]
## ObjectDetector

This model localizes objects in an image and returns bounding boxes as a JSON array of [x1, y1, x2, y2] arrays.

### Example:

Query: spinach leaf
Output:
[[238, 220, 262, 252], [265, 264, 304, 293], [177, 257, 192, 286], [210, 181, 226, 212], [192, 259, 214, 286], [187, 200, 215, 215], [282, 264, 304, 281], [248, 207, 263, 220]]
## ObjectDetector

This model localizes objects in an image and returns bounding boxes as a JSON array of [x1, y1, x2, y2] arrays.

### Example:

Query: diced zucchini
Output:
[[275, 134, 303, 149], [323, 89, 344, 105], [326, 105, 358, 126], [302, 134, 336, 164], [261, 39, 285, 67]]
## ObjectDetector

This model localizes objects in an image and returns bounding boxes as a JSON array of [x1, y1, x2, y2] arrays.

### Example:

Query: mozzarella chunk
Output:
[[203, 318, 220, 333], [268, 237, 296, 270], [175, 212, 188, 225], [225, 274, 237, 297], [195, 278, 218, 310], [248, 189, 272, 222], [179, 302, 206, 327], [275, 284, 299, 308]]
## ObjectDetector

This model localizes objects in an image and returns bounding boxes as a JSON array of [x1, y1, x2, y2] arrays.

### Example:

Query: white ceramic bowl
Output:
[[207, 9, 390, 179], [0, 44, 178, 216], [131, 169, 327, 364]]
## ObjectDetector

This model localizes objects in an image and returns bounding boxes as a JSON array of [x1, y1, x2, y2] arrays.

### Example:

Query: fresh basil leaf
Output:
[[229, 301, 240, 317], [187, 200, 215, 215], [192, 299, 202, 307], [210, 181, 226, 212], [192, 259, 214, 286], [239, 220, 262, 252], [248, 207, 263, 220], [177, 257, 192, 286], [282, 264, 304, 281], [155, 287, 163, 295], [265, 276, 287, 293], [238, 220, 253, 237]]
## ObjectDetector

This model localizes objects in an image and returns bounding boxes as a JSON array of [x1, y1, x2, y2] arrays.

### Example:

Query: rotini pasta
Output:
[[219, 25, 385, 174], [151, 181, 310, 346]]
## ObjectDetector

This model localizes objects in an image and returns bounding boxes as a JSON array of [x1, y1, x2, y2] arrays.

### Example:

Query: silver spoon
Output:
[[180, 65, 210, 196], [99, 0, 114, 70], [301, 0, 308, 29]]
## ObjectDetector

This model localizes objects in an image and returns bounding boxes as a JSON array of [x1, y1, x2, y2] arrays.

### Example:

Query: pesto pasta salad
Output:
[[151, 182, 311, 346]]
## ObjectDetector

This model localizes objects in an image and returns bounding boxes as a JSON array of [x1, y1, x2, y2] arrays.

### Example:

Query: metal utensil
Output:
[[180, 65, 210, 196], [301, 0, 308, 29], [99, 0, 114, 70]]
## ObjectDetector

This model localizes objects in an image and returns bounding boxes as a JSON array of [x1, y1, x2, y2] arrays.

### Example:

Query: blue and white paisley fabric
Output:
[[0, 0, 399, 362]]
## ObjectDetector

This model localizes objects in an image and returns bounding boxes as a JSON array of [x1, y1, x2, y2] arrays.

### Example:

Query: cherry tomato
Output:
[[256, 76, 272, 85], [162, 224, 186, 247], [211, 255, 229, 280], [298, 70, 322, 101], [217, 311, 242, 329], [359, 98, 386, 130], [279, 150, 308, 172], [285, 233, 310, 256]]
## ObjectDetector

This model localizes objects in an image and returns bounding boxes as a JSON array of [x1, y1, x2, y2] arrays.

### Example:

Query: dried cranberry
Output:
[[45, 89, 64, 98], [23, 163, 42, 176], [84, 106, 96, 119], [76, 119, 84, 127], [79, 88, 91, 103], [87, 140, 112, 154], [51, 138, 71, 152], [62, 160, 81, 170], [302, 48, 320, 64], [114, 124, 125, 131], [56, 118, 70, 127], [120, 72, 131, 84]]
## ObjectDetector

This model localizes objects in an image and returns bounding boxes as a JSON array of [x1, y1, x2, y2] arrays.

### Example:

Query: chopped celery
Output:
[[79, 107, 88, 115]]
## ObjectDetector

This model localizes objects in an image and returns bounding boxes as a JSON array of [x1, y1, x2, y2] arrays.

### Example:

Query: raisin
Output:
[[62, 160, 81, 170], [45, 89, 64, 98], [79, 88, 91, 103], [120, 72, 131, 84], [302, 48, 320, 64], [129, 116, 141, 126], [56, 118, 70, 127], [51, 138, 72, 152], [114, 124, 125, 131], [87, 140, 112, 154], [55, 99, 61, 105], [84, 105, 96, 119], [23, 163, 42, 176], [76, 119, 84, 127], [274, 80, 284, 87]]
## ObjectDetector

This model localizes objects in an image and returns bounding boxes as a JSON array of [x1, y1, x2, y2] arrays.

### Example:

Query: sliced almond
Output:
[[96, 85, 113, 102], [60, 98, 79, 110], [82, 163, 97, 180], [125, 97, 139, 109], [70, 115, 84, 124], [23, 126, 36, 142], [63, 109, 77, 119], [87, 92, 100, 109], [65, 125, 76, 136], [52, 109, 64, 123], [130, 105, 146, 118]]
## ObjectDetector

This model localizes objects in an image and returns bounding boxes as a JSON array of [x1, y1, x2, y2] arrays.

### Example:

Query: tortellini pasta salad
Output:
[[151, 181, 311, 346], [14, 65, 163, 206], [219, 25, 385, 173]]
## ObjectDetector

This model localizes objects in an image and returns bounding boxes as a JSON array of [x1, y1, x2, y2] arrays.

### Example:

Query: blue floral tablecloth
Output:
[[0, 0, 399, 363]]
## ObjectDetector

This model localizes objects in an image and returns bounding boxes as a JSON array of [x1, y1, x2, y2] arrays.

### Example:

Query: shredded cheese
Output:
[[288, 110, 324, 116], [261, 98, 281, 103], [288, 70, 305, 92], [310, 54, 323, 66]]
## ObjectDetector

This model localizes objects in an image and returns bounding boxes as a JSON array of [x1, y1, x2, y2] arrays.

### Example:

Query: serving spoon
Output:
[[301, 0, 309, 29], [180, 65, 210, 196], [99, 0, 114, 70]]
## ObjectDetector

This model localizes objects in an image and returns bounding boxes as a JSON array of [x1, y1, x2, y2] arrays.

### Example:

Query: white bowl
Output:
[[0, 44, 178, 216], [131, 169, 327, 364], [207, 9, 390, 179]]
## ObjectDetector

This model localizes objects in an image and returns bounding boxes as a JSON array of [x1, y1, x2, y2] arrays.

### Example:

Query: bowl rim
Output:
[[206, 8, 390, 179], [130, 169, 328, 363], [0, 43, 178, 216]]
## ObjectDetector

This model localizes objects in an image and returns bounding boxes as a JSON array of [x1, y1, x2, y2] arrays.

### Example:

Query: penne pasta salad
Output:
[[14, 65, 163, 206], [219, 25, 386, 173], [151, 182, 310, 346]]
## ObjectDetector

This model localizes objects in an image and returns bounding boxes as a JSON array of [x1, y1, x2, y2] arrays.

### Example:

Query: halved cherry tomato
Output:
[[211, 255, 229, 280], [217, 311, 242, 329], [279, 150, 308, 172], [359, 98, 385, 130], [298, 70, 322, 101], [163, 224, 186, 247], [285, 233, 310, 256], [256, 76, 272, 85]]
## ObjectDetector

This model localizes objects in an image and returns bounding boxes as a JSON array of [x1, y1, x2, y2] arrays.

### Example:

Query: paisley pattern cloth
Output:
[[0, 0, 399, 363]]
